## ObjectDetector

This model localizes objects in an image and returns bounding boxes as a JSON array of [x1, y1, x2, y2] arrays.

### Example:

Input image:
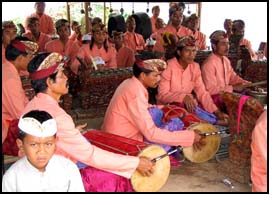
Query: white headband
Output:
[[18, 117, 57, 138]]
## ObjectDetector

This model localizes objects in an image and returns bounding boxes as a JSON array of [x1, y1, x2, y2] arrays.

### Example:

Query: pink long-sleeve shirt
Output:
[[157, 57, 217, 113], [102, 76, 195, 147], [251, 110, 267, 192], [2, 61, 28, 143], [22, 31, 51, 52], [25, 13, 55, 36], [22, 93, 139, 179], [201, 53, 249, 95], [45, 39, 80, 74], [192, 30, 207, 50], [153, 25, 193, 53], [116, 46, 135, 68], [2, 44, 7, 64], [123, 31, 145, 52], [240, 38, 257, 60]]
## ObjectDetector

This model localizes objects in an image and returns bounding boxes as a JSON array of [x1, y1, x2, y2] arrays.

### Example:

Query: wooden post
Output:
[[66, 2, 70, 23], [104, 2, 106, 24], [85, 2, 89, 33], [197, 2, 202, 29]]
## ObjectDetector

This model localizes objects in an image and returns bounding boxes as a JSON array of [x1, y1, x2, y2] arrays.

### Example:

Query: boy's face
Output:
[[16, 134, 56, 172]]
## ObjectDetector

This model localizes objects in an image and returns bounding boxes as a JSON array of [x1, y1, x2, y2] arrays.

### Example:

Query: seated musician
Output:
[[23, 16, 51, 52], [157, 36, 228, 126], [102, 58, 205, 153], [112, 30, 135, 68], [2, 40, 38, 145], [72, 23, 117, 71], [45, 19, 80, 74], [201, 30, 251, 112], [123, 16, 146, 53], [2, 21, 17, 64], [153, 4, 192, 54], [185, 14, 207, 50], [251, 110, 267, 192], [22, 52, 153, 192], [232, 19, 258, 60]]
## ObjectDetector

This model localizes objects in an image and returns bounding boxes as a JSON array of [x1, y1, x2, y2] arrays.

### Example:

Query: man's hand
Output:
[[233, 82, 251, 92], [183, 95, 196, 113], [76, 123, 87, 133], [136, 157, 155, 177], [192, 130, 206, 152]]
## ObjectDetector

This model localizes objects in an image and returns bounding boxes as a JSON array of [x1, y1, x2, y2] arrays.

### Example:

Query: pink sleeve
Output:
[[127, 95, 195, 147], [55, 113, 139, 179], [192, 66, 217, 113], [251, 111, 267, 192], [157, 66, 187, 104], [126, 49, 135, 67], [228, 66, 250, 85], [201, 61, 233, 95], [107, 47, 117, 68], [3, 78, 28, 119], [47, 16, 55, 35]]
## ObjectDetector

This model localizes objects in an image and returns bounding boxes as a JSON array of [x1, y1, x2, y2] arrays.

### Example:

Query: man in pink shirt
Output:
[[69, 21, 82, 47], [185, 14, 207, 50], [23, 16, 51, 52], [153, 4, 193, 53], [157, 36, 228, 125], [232, 20, 257, 60], [150, 6, 160, 33], [22, 52, 154, 192], [2, 21, 17, 64], [25, 2, 55, 36], [2, 40, 36, 144], [123, 16, 146, 52], [251, 110, 267, 192], [102, 58, 205, 151], [112, 30, 135, 68], [201, 30, 251, 111], [45, 19, 80, 74]]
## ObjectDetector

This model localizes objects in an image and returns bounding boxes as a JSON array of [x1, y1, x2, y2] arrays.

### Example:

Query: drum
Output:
[[83, 129, 170, 192], [183, 123, 221, 163]]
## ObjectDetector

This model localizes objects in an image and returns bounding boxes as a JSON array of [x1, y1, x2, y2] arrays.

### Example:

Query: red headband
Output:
[[29, 63, 60, 80], [11, 41, 30, 53]]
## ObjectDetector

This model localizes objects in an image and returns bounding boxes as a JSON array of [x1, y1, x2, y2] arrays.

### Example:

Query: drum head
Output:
[[183, 123, 221, 163], [131, 145, 170, 192]]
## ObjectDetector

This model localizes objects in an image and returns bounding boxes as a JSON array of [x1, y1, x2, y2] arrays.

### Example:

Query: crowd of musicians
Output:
[[2, 2, 267, 192]]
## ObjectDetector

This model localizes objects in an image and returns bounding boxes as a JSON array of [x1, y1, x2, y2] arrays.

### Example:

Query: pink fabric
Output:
[[153, 25, 193, 53], [201, 53, 250, 95], [25, 13, 55, 35], [191, 30, 207, 50], [123, 31, 145, 52], [240, 38, 257, 60], [251, 110, 267, 192], [116, 46, 135, 68], [157, 57, 217, 113], [22, 31, 51, 52], [45, 39, 81, 74], [237, 95, 251, 135], [22, 93, 140, 179], [102, 76, 195, 147], [80, 166, 133, 192], [69, 33, 82, 47], [2, 44, 7, 64], [150, 16, 158, 33], [2, 61, 28, 143]]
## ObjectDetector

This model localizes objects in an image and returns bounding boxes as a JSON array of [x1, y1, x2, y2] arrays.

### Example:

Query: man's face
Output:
[[224, 20, 232, 32], [142, 71, 161, 88], [152, 8, 160, 18], [215, 38, 229, 56], [28, 20, 40, 35], [113, 34, 123, 47], [2, 27, 17, 45], [35, 3, 45, 15], [49, 69, 69, 95], [178, 45, 197, 64], [57, 24, 71, 39], [93, 30, 106, 45], [17, 135, 56, 172], [18, 52, 34, 71], [189, 19, 199, 31], [126, 19, 136, 32], [170, 11, 183, 27]]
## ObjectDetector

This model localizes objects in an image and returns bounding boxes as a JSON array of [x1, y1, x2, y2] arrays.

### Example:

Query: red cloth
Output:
[[2, 119, 19, 156]]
